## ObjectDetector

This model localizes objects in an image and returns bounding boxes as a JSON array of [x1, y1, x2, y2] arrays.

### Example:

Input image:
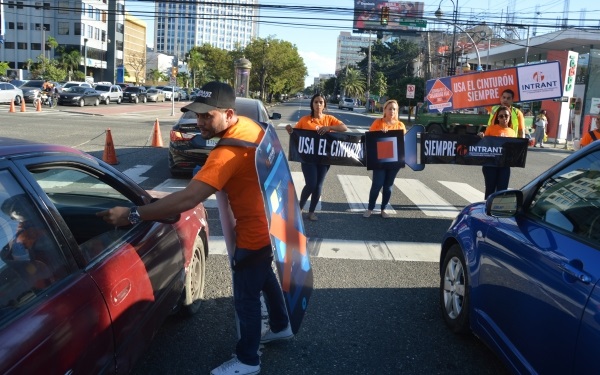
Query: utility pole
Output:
[[366, 32, 372, 112]]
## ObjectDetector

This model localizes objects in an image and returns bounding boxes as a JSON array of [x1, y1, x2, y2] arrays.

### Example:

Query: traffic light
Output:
[[569, 97, 576, 110], [380, 6, 389, 26], [171, 66, 178, 77]]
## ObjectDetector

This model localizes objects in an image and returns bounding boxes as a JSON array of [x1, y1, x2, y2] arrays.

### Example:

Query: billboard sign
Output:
[[425, 61, 563, 112], [354, 1, 425, 32]]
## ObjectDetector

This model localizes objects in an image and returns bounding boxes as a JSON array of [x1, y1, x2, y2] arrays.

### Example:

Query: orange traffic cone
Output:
[[36, 98, 42, 112], [20, 99, 26, 113], [102, 128, 119, 165], [9, 100, 16, 113], [151, 118, 163, 147]]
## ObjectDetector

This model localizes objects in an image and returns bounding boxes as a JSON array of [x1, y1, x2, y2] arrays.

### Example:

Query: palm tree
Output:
[[341, 67, 365, 99], [187, 50, 205, 88], [57, 48, 82, 81]]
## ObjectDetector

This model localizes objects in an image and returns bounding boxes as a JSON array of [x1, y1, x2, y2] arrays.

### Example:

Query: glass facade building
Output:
[[154, 0, 258, 60]]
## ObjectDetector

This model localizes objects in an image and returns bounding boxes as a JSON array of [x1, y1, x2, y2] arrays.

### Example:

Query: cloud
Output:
[[299, 50, 336, 88]]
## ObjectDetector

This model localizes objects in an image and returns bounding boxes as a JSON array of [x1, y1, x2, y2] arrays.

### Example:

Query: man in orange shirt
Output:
[[580, 116, 600, 148], [98, 82, 290, 375]]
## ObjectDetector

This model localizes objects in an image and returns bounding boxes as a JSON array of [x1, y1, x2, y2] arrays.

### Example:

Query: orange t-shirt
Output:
[[484, 124, 516, 137], [369, 118, 406, 132], [193, 116, 269, 250], [294, 114, 343, 131], [580, 129, 600, 148]]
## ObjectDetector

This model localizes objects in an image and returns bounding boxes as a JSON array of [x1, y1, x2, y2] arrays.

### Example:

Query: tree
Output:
[[56, 47, 81, 81], [46, 36, 59, 59], [186, 49, 205, 88], [0, 62, 9, 78], [126, 51, 147, 85], [191, 44, 233, 84], [147, 69, 165, 85], [372, 71, 387, 98], [243, 37, 306, 101], [341, 67, 365, 98]]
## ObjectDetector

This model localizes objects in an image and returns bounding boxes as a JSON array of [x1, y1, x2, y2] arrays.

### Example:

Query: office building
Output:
[[153, 0, 258, 60]]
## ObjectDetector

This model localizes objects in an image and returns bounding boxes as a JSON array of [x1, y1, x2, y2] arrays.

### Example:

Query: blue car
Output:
[[440, 141, 600, 374]]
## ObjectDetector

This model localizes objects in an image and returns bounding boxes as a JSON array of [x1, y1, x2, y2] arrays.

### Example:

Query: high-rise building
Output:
[[0, 0, 125, 84], [336, 32, 374, 73], [154, 0, 258, 60]]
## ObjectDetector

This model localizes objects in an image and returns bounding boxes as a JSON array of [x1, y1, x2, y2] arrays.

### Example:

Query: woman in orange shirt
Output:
[[478, 105, 516, 199], [286, 93, 347, 221], [364, 100, 405, 218]]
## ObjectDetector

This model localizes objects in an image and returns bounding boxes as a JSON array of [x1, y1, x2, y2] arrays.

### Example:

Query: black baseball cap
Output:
[[181, 81, 236, 113]]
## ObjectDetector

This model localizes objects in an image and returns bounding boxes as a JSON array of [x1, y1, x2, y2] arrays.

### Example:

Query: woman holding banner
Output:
[[478, 106, 516, 199], [363, 99, 406, 219], [286, 93, 347, 221]]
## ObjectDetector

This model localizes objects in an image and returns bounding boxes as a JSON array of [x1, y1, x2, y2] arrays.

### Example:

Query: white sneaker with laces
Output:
[[260, 324, 293, 344], [210, 357, 260, 375]]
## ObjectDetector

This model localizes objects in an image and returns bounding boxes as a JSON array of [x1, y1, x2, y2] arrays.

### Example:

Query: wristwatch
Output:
[[128, 206, 142, 225]]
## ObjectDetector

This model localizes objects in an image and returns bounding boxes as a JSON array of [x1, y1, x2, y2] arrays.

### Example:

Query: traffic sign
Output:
[[398, 18, 427, 28], [406, 84, 415, 99]]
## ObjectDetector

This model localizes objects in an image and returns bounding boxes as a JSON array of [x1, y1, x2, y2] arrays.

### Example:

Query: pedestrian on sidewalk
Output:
[[285, 93, 348, 221], [532, 109, 548, 147], [363, 99, 406, 219]]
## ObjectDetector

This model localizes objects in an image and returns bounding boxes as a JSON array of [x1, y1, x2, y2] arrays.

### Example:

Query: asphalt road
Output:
[[0, 98, 572, 374]]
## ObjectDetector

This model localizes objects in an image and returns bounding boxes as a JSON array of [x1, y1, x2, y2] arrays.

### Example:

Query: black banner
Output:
[[364, 130, 405, 170], [288, 129, 365, 167], [422, 134, 528, 167]]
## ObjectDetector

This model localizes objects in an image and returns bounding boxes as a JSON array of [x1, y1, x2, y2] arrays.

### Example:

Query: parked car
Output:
[[147, 88, 165, 102], [122, 86, 148, 104], [439, 141, 600, 374], [19, 80, 45, 103], [9, 79, 28, 88], [62, 81, 93, 89], [338, 97, 355, 111], [94, 84, 123, 105], [0, 137, 208, 374], [0, 82, 24, 105], [168, 97, 281, 176], [158, 86, 180, 101], [178, 89, 188, 101], [57, 87, 101, 107]]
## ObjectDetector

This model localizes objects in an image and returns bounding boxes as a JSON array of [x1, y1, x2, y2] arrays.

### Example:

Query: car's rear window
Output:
[[95, 85, 110, 91]]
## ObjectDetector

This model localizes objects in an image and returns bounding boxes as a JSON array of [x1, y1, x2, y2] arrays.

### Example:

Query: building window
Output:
[[87, 25, 93, 38], [4, 42, 15, 49], [8, 22, 14, 30], [7, 1, 14, 9], [58, 22, 69, 35], [17, 42, 27, 49], [17, 22, 25, 30], [58, 1, 70, 14], [17, 2, 24, 9], [31, 43, 41, 50], [75, 23, 82, 36]]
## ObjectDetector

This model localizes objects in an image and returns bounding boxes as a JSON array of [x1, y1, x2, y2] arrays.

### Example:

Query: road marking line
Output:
[[122, 165, 152, 185], [337, 175, 395, 213], [438, 180, 484, 204], [394, 178, 460, 218], [151, 178, 217, 208], [291, 171, 321, 211], [208, 236, 439, 262]]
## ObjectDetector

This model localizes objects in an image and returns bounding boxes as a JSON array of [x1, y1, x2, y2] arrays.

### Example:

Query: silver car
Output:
[[94, 84, 123, 105]]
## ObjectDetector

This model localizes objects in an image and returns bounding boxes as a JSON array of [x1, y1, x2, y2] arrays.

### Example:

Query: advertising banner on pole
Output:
[[425, 61, 563, 112]]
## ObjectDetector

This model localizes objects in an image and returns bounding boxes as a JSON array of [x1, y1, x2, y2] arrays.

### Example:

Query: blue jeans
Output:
[[368, 167, 400, 211], [232, 246, 289, 366], [299, 163, 330, 212], [482, 166, 511, 199]]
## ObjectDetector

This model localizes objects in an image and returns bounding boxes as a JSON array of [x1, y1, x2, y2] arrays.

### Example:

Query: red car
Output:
[[0, 137, 209, 374]]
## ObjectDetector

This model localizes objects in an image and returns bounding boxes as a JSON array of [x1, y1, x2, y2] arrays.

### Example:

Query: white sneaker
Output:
[[210, 357, 260, 375], [260, 324, 293, 344]]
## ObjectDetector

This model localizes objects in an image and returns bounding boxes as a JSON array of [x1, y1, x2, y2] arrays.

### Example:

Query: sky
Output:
[[127, 0, 598, 87]]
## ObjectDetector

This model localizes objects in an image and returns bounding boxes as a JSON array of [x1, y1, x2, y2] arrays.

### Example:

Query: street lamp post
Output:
[[435, 0, 458, 76], [84, 38, 88, 78], [366, 32, 372, 111]]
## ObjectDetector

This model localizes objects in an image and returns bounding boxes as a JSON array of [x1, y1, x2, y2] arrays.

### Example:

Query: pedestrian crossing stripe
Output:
[[207, 236, 440, 262], [135, 167, 484, 218]]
